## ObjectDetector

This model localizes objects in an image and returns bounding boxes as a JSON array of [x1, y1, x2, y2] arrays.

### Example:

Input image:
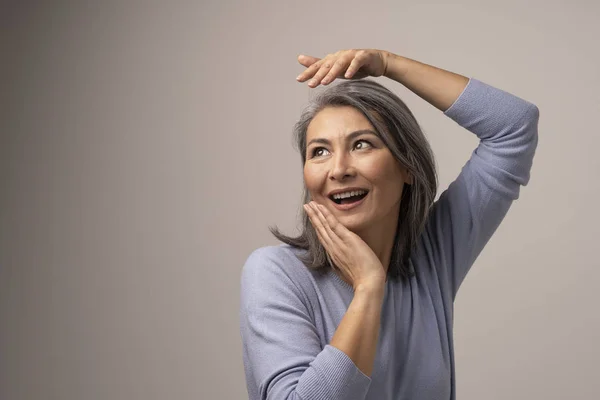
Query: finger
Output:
[[308, 211, 328, 247], [307, 58, 336, 87], [309, 203, 335, 244], [304, 203, 334, 249], [312, 204, 350, 271], [296, 60, 323, 82], [297, 54, 321, 67], [315, 204, 348, 246], [312, 203, 345, 251], [321, 57, 351, 85], [309, 203, 343, 265], [345, 51, 368, 79]]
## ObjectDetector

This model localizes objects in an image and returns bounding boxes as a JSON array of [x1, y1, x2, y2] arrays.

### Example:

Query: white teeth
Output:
[[332, 190, 366, 200]]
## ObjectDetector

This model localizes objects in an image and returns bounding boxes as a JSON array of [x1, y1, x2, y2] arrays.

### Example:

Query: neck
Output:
[[358, 211, 398, 276]]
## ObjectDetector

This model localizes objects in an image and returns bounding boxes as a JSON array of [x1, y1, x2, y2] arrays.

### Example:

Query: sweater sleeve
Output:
[[239, 247, 372, 400], [423, 78, 539, 301]]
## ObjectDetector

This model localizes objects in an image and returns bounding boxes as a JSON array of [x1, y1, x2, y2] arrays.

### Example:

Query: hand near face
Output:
[[304, 201, 385, 291], [296, 49, 390, 88]]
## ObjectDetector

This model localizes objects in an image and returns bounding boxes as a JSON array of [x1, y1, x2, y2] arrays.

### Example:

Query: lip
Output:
[[328, 191, 369, 211]]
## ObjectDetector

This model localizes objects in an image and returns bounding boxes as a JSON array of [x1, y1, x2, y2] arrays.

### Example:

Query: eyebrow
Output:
[[307, 129, 378, 147]]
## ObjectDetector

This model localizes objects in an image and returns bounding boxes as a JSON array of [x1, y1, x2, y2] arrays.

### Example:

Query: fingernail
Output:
[[309, 79, 316, 86], [296, 75, 302, 80]]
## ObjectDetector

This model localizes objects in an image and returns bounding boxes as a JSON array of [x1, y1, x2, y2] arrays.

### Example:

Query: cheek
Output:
[[364, 159, 405, 197], [303, 167, 313, 185], [362, 159, 395, 184], [303, 166, 321, 193]]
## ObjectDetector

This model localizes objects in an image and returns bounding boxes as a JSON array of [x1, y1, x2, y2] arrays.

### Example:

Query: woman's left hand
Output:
[[296, 49, 390, 88]]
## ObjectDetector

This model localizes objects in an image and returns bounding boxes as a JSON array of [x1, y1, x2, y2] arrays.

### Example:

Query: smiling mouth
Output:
[[329, 191, 369, 205]]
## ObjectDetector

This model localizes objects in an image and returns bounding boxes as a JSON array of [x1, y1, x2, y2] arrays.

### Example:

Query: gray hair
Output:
[[269, 78, 438, 282]]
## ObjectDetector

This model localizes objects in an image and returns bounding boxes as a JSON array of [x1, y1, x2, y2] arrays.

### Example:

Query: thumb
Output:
[[298, 54, 320, 67]]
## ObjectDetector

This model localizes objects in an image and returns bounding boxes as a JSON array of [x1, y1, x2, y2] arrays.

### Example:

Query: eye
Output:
[[310, 139, 373, 158], [354, 139, 372, 150]]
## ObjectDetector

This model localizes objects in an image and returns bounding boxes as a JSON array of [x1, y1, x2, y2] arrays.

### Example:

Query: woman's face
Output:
[[303, 106, 412, 233]]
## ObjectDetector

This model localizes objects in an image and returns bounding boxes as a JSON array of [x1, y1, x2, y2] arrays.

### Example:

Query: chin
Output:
[[337, 215, 369, 231]]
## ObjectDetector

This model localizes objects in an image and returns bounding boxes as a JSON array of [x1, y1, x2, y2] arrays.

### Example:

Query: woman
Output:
[[239, 49, 539, 400]]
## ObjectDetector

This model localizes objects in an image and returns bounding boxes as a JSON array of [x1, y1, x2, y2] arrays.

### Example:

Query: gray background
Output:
[[1, 1, 599, 399]]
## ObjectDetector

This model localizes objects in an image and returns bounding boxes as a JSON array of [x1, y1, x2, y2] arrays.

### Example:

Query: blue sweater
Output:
[[239, 78, 539, 400]]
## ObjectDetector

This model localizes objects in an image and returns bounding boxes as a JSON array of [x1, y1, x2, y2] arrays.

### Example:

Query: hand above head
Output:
[[296, 49, 390, 88]]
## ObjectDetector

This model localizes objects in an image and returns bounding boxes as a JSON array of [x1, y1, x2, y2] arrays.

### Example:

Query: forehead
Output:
[[306, 106, 375, 139]]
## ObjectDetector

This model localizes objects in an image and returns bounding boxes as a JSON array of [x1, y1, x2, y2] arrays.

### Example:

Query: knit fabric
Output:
[[239, 78, 539, 400]]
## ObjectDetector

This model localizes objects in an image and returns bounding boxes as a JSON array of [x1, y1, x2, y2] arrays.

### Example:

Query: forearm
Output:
[[329, 285, 385, 377], [383, 52, 469, 112]]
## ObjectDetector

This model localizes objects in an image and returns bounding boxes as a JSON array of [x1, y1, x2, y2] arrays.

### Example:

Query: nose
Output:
[[329, 151, 356, 181]]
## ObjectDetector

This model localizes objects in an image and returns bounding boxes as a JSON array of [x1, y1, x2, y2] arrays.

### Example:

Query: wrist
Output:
[[382, 52, 410, 82], [354, 278, 385, 297]]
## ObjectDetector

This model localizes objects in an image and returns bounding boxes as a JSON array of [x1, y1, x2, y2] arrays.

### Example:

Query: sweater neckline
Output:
[[328, 268, 354, 291]]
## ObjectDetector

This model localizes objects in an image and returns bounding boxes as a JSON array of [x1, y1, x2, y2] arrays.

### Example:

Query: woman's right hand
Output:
[[304, 201, 386, 292], [296, 48, 390, 88]]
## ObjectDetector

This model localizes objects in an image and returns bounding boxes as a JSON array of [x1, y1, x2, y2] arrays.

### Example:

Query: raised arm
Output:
[[298, 49, 538, 298], [382, 54, 540, 299], [297, 49, 469, 112], [382, 52, 469, 112]]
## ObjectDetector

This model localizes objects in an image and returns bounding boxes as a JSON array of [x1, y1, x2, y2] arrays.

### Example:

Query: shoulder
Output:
[[244, 243, 305, 265], [242, 244, 308, 277], [241, 244, 315, 300]]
